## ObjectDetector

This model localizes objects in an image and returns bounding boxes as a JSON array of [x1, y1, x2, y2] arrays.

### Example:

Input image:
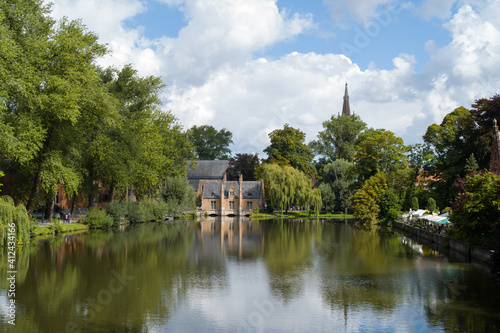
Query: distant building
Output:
[[491, 119, 500, 175], [187, 160, 265, 216]]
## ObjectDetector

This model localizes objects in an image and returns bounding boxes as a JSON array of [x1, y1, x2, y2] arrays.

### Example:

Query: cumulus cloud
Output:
[[47, 0, 500, 155], [155, 0, 314, 85]]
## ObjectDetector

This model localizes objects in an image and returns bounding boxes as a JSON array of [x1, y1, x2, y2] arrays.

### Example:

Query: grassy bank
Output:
[[251, 212, 353, 220], [33, 223, 89, 236]]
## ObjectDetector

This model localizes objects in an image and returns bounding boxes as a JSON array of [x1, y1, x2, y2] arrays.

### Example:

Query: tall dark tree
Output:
[[264, 124, 315, 175], [188, 125, 233, 160], [226, 153, 260, 181]]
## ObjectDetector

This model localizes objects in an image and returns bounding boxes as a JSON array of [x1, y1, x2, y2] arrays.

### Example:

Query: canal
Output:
[[1, 218, 499, 332]]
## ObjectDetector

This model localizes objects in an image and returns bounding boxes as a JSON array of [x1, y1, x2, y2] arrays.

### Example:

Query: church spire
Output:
[[342, 82, 351, 117], [490, 119, 500, 175]]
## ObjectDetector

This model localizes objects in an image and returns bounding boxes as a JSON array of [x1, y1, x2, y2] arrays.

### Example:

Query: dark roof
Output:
[[187, 160, 230, 180], [188, 179, 199, 191], [203, 181, 262, 199]]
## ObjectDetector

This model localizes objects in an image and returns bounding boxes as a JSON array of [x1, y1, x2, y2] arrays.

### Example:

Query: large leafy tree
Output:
[[354, 129, 408, 183], [350, 172, 387, 225], [188, 125, 233, 160], [423, 106, 472, 206], [260, 164, 321, 215], [318, 159, 355, 213], [310, 114, 366, 163], [96, 65, 194, 199], [0, 0, 115, 217], [449, 171, 500, 246], [264, 124, 315, 175], [225, 153, 260, 181]]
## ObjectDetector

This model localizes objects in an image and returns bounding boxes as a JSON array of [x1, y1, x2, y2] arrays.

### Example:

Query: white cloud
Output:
[[155, 0, 314, 85], [46, 0, 500, 155]]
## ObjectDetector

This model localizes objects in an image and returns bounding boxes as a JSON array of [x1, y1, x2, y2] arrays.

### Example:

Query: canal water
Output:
[[1, 218, 499, 332]]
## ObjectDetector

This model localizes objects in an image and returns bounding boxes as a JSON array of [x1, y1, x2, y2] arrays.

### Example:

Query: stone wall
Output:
[[393, 221, 493, 264]]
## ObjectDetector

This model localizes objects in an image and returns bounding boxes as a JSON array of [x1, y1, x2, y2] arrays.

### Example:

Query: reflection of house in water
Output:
[[187, 160, 265, 216], [190, 216, 264, 261]]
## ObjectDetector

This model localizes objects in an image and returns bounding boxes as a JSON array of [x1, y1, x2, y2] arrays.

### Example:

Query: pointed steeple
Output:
[[490, 119, 500, 175], [342, 82, 351, 117]]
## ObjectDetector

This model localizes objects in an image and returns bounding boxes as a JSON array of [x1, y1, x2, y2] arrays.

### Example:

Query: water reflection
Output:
[[0, 219, 499, 333]]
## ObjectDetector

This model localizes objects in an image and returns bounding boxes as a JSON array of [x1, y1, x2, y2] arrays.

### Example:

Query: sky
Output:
[[46, 0, 500, 156]]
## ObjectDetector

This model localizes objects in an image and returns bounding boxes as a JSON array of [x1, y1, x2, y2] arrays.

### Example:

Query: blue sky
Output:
[[48, 0, 500, 155]]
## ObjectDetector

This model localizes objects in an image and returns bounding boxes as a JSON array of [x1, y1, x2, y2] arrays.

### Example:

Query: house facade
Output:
[[187, 160, 265, 216]]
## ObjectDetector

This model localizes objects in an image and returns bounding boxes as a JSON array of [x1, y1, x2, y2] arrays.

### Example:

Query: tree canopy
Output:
[[187, 125, 233, 160], [310, 114, 366, 163], [225, 153, 260, 181], [264, 124, 315, 175]]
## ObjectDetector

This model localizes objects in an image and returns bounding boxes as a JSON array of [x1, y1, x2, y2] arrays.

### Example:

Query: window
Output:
[[229, 190, 234, 197], [247, 201, 253, 210], [211, 201, 217, 210], [229, 201, 235, 210]]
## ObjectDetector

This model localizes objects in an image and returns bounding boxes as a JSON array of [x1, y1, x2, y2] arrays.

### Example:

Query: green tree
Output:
[[319, 159, 355, 213], [0, 1, 114, 218], [260, 164, 321, 215], [423, 106, 471, 206], [449, 172, 500, 246], [188, 125, 233, 160], [464, 153, 479, 175], [225, 153, 260, 181], [264, 124, 315, 174], [350, 172, 387, 225], [355, 129, 408, 183], [411, 197, 419, 211], [310, 114, 366, 163], [161, 176, 195, 217], [426, 197, 436, 213]]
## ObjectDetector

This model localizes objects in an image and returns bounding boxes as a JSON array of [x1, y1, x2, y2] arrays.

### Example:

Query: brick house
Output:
[[187, 160, 265, 216]]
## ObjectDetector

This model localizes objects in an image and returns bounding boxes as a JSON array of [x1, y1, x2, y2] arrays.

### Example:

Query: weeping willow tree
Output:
[[0, 196, 31, 246], [260, 164, 322, 216]]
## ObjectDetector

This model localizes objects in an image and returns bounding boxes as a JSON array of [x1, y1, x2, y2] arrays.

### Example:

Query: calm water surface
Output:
[[1, 218, 499, 332]]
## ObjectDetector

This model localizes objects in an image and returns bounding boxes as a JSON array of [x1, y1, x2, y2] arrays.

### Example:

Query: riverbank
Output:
[[32, 222, 89, 236], [251, 212, 353, 220], [392, 221, 493, 264]]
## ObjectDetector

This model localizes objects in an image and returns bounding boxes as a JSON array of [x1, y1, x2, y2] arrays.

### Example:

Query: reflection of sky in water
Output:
[[1, 220, 499, 332]]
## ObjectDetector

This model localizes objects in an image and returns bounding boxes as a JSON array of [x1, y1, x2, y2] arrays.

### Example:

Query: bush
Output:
[[153, 200, 169, 220], [83, 207, 113, 229], [126, 201, 147, 223], [106, 202, 127, 226], [49, 219, 64, 234]]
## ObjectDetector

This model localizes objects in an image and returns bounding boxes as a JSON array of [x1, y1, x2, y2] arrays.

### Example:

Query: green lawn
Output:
[[251, 212, 353, 220], [33, 223, 89, 236]]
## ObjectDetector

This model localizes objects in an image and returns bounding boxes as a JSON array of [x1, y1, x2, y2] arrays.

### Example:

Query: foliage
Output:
[[161, 176, 195, 217], [449, 172, 500, 246], [426, 197, 437, 212], [126, 201, 148, 224], [380, 190, 401, 225], [83, 207, 114, 229], [187, 125, 233, 160], [264, 124, 315, 175], [260, 164, 321, 215], [319, 159, 356, 213], [0, 196, 31, 245], [310, 114, 366, 163], [350, 172, 387, 225], [423, 106, 472, 206], [464, 154, 479, 175], [226, 153, 260, 181], [105, 201, 127, 226], [48, 219, 63, 234], [411, 197, 419, 211], [354, 129, 408, 183]]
